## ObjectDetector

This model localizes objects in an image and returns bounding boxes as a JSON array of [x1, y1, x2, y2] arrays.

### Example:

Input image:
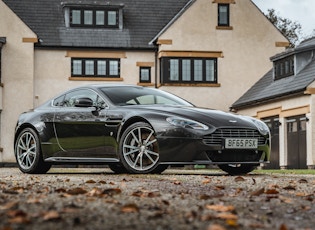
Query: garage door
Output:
[[262, 117, 280, 169], [286, 116, 307, 169]]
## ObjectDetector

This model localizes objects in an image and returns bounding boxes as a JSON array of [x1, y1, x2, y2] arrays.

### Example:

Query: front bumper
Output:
[[157, 127, 270, 165]]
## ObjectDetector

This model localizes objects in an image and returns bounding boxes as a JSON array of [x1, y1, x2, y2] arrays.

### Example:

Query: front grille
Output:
[[202, 128, 266, 146]]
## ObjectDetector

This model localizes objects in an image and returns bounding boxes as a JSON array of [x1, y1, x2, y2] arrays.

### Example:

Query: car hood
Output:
[[125, 105, 257, 129]]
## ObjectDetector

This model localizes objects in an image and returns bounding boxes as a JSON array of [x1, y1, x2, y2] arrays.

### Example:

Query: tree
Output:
[[265, 9, 302, 47]]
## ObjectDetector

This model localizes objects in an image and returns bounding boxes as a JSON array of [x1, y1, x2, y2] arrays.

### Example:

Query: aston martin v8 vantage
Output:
[[14, 84, 270, 175]]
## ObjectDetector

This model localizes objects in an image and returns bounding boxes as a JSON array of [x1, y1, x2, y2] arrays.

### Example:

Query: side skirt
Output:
[[45, 157, 119, 164]]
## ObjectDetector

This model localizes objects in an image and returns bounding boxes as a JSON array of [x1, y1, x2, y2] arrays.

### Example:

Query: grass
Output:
[[255, 169, 315, 175]]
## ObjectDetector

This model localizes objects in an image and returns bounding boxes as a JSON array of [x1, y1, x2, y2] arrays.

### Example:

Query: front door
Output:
[[286, 116, 307, 169], [53, 88, 117, 158]]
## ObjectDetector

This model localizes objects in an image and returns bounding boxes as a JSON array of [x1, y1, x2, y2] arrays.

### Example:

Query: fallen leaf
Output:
[[66, 187, 87, 195], [26, 198, 42, 204], [161, 200, 170, 206], [215, 185, 225, 190], [120, 204, 139, 213], [279, 196, 293, 204], [202, 179, 211, 184], [3, 189, 19, 195], [102, 188, 122, 196], [7, 209, 27, 218], [87, 188, 103, 197], [279, 223, 288, 230], [282, 185, 296, 190], [0, 201, 18, 210], [216, 213, 238, 220], [298, 179, 308, 184], [206, 204, 235, 212], [234, 176, 245, 182], [55, 188, 67, 193], [132, 190, 145, 197], [200, 194, 212, 200], [265, 189, 279, 194], [85, 180, 96, 184], [185, 210, 198, 223], [8, 216, 31, 224], [250, 188, 265, 196], [226, 218, 238, 227], [207, 224, 226, 230], [147, 191, 160, 198], [42, 211, 61, 221]]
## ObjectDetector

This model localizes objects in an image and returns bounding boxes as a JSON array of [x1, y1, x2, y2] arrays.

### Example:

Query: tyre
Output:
[[15, 128, 51, 174], [218, 164, 257, 175], [119, 122, 166, 174], [108, 163, 128, 174]]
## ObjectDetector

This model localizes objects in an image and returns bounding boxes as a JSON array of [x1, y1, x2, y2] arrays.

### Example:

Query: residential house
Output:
[[232, 37, 315, 169], [0, 0, 288, 162]]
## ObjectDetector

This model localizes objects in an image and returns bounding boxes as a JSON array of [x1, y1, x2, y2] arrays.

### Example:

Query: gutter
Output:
[[231, 90, 305, 112]]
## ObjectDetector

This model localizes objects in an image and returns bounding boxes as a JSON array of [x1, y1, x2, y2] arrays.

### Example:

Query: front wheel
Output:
[[15, 128, 51, 174], [119, 122, 166, 174], [218, 164, 257, 175]]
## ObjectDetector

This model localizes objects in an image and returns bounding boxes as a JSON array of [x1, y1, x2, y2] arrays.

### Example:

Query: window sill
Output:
[[216, 26, 233, 30], [137, 83, 155, 87], [159, 83, 221, 87], [69, 77, 124, 81]]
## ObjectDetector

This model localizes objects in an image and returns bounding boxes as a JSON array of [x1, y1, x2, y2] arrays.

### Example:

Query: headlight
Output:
[[166, 117, 209, 130], [252, 119, 270, 135]]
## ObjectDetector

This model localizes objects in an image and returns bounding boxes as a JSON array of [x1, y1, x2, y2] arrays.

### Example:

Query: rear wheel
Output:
[[119, 122, 167, 174], [108, 163, 128, 174], [218, 164, 257, 175], [15, 128, 51, 174]]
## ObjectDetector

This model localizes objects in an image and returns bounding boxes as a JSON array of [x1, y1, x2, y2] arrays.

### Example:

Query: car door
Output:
[[53, 88, 117, 158]]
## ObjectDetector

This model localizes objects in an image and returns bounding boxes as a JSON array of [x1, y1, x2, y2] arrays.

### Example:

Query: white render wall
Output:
[[158, 0, 287, 111], [0, 0, 37, 162]]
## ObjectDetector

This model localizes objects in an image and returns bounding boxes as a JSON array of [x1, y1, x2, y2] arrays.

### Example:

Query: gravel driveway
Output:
[[0, 167, 314, 230]]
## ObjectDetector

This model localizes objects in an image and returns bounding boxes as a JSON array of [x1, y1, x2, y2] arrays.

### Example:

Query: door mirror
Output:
[[74, 97, 93, 108]]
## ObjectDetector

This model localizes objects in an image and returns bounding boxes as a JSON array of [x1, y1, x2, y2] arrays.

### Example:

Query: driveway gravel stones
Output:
[[0, 168, 314, 230]]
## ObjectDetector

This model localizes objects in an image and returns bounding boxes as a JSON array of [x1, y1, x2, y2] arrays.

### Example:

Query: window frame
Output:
[[161, 57, 218, 84], [274, 56, 294, 80], [0, 48, 2, 84], [53, 89, 107, 108], [139, 67, 151, 83], [70, 7, 119, 28], [71, 58, 120, 78], [218, 4, 230, 27]]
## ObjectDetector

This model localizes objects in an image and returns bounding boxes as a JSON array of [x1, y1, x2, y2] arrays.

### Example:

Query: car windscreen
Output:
[[100, 86, 193, 106]]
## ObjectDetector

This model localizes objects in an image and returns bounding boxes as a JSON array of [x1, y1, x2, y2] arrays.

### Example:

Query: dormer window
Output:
[[274, 55, 294, 80], [70, 8, 119, 28]]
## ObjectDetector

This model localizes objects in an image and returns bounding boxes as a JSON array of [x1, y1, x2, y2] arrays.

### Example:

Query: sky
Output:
[[252, 0, 315, 37]]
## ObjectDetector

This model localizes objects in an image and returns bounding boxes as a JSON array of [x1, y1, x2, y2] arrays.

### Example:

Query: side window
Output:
[[53, 95, 66, 106], [139, 67, 151, 83], [71, 58, 120, 78], [218, 4, 229, 27], [57, 89, 106, 108]]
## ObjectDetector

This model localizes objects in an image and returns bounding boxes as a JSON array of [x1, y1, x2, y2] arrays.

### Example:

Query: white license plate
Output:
[[225, 138, 258, 149]]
